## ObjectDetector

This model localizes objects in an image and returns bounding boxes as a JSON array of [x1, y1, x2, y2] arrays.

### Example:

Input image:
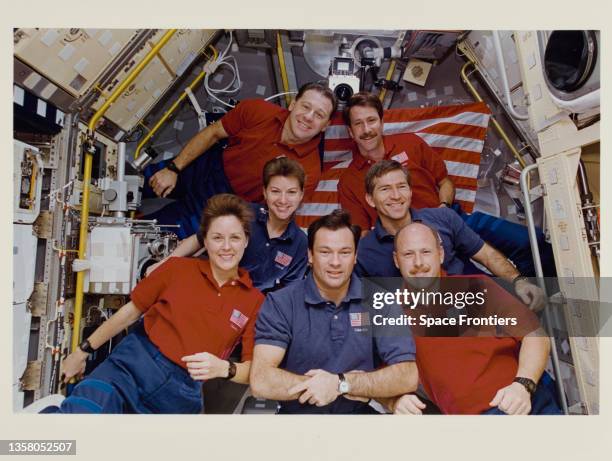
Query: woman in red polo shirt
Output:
[[45, 194, 264, 414]]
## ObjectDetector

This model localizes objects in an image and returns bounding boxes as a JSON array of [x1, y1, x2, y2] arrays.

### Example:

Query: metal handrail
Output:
[[520, 163, 569, 414], [71, 29, 178, 355]]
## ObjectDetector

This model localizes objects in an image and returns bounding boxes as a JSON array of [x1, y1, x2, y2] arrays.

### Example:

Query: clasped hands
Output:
[[288, 369, 368, 407]]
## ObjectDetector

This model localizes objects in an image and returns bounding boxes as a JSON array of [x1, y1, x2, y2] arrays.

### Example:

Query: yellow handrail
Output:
[[134, 45, 219, 159], [379, 59, 397, 103], [460, 60, 527, 169], [276, 32, 292, 107], [71, 29, 177, 355]]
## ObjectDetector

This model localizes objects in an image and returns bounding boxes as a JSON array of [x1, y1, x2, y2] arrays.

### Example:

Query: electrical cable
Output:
[[265, 91, 297, 102], [203, 31, 242, 109]]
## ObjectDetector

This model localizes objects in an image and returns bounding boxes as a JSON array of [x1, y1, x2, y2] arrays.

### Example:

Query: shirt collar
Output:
[[350, 136, 396, 171], [255, 205, 298, 242], [373, 219, 394, 242], [198, 259, 254, 290], [304, 272, 363, 307], [275, 109, 322, 158]]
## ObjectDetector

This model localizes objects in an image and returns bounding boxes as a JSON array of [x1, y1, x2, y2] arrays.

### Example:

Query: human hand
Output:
[[514, 279, 545, 311], [182, 352, 229, 381], [61, 349, 88, 383], [393, 394, 426, 415], [288, 369, 340, 407], [489, 382, 531, 415], [149, 168, 178, 198]]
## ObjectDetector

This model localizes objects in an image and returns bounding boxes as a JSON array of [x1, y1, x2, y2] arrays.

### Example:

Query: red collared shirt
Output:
[[131, 258, 264, 368], [411, 275, 541, 414], [221, 99, 322, 201], [338, 132, 448, 231]]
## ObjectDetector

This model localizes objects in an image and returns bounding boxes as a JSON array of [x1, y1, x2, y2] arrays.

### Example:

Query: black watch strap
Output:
[[513, 377, 536, 395], [225, 360, 237, 380], [166, 160, 181, 174], [79, 339, 95, 354]]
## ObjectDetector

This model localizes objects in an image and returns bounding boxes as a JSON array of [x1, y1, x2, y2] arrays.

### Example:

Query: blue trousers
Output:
[[482, 373, 562, 415], [460, 210, 557, 278], [141, 143, 233, 239], [43, 327, 202, 414]]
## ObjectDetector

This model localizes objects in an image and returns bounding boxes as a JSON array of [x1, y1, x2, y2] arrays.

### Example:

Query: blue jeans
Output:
[[141, 143, 234, 239], [42, 326, 202, 414]]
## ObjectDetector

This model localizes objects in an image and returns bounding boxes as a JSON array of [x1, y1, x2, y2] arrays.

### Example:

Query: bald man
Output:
[[389, 222, 561, 415]]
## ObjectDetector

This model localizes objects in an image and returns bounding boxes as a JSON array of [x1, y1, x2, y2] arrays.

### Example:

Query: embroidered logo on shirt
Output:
[[350, 312, 370, 327], [274, 251, 293, 267], [391, 151, 409, 165], [230, 309, 249, 330]]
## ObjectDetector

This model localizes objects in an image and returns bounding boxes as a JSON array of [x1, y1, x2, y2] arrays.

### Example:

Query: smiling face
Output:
[[263, 175, 304, 222], [286, 89, 333, 143], [394, 223, 444, 288], [203, 215, 249, 275], [347, 105, 385, 159], [365, 169, 412, 222], [308, 227, 357, 294]]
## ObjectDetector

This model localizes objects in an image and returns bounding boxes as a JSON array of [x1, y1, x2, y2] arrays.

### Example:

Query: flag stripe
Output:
[[297, 102, 491, 227]]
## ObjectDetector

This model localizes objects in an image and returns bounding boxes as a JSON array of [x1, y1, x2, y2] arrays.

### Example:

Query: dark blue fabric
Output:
[[141, 143, 234, 239], [481, 373, 562, 415], [255, 272, 416, 414], [239, 204, 308, 292], [461, 211, 557, 278], [356, 208, 485, 277], [43, 326, 202, 414]]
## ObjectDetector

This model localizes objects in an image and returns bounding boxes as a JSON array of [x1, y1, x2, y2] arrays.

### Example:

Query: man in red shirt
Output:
[[338, 92, 454, 232], [389, 221, 561, 415], [144, 82, 336, 238]]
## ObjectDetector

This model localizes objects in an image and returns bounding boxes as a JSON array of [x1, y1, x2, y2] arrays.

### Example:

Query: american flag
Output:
[[274, 251, 293, 267], [230, 309, 249, 329], [295, 102, 491, 229], [350, 312, 370, 327]]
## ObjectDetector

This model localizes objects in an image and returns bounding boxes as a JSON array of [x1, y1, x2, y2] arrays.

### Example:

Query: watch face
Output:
[[339, 380, 350, 394]]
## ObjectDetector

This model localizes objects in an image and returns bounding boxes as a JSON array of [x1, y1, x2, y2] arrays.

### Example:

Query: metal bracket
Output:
[[21, 361, 42, 391], [28, 282, 48, 317], [33, 211, 53, 239]]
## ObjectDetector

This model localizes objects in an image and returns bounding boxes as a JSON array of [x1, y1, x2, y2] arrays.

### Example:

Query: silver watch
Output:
[[338, 373, 350, 394]]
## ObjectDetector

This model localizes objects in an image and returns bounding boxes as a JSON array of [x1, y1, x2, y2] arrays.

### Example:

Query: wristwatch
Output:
[[512, 274, 529, 287], [337, 373, 350, 395], [513, 377, 537, 395], [224, 360, 237, 380], [166, 160, 181, 175], [439, 201, 450, 208], [78, 339, 95, 355]]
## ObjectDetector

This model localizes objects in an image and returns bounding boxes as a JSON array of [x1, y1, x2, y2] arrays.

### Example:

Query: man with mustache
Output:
[[143, 82, 336, 239], [338, 92, 454, 233]]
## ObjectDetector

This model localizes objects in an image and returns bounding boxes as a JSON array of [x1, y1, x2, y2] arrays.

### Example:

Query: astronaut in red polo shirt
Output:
[[43, 194, 264, 414], [144, 83, 337, 239], [389, 222, 561, 415], [338, 92, 455, 233]]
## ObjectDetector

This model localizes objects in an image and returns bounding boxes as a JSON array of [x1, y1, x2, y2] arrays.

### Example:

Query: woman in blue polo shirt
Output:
[[147, 157, 308, 293]]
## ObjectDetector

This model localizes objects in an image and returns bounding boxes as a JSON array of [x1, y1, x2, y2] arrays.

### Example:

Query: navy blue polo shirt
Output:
[[198, 203, 307, 293], [255, 272, 416, 414], [356, 207, 485, 277]]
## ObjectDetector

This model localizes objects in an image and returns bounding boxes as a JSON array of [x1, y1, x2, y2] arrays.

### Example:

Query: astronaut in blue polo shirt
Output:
[[147, 157, 308, 293], [250, 210, 418, 414], [356, 160, 544, 310]]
